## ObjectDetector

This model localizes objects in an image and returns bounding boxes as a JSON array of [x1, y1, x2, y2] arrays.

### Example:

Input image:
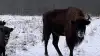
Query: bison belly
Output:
[[52, 24, 64, 36]]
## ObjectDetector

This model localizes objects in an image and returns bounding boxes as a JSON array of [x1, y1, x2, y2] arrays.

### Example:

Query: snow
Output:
[[0, 15, 100, 56]]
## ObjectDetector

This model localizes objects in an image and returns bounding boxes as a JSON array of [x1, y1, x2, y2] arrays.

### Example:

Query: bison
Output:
[[0, 21, 13, 56], [42, 7, 91, 56]]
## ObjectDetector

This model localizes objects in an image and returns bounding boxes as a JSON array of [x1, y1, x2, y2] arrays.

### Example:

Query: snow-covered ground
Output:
[[0, 15, 100, 56]]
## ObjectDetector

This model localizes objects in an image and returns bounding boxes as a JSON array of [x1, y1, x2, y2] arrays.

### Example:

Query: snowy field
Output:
[[0, 15, 100, 56]]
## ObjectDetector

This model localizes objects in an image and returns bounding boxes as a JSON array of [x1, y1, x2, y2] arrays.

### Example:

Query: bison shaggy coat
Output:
[[42, 7, 90, 56]]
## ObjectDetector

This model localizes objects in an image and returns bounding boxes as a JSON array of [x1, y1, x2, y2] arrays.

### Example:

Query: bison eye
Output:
[[84, 20, 90, 25]]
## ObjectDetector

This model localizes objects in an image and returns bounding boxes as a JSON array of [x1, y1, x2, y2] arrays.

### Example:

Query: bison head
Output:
[[0, 26, 14, 46], [0, 21, 6, 25], [71, 15, 91, 38], [0, 26, 13, 37]]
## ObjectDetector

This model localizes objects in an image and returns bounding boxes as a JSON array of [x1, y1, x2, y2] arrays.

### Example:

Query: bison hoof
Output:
[[45, 54, 49, 56], [59, 54, 63, 56]]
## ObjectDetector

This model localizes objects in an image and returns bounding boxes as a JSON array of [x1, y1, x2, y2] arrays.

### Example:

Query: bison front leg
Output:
[[66, 39, 74, 56], [69, 47, 74, 56], [67, 44, 74, 56]]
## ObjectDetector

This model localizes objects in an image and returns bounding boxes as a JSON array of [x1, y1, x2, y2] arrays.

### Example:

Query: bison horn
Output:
[[87, 14, 91, 20]]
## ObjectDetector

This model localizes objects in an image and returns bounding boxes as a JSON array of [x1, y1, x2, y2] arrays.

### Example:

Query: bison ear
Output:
[[3, 21, 6, 25], [0, 21, 6, 25], [10, 28, 13, 32]]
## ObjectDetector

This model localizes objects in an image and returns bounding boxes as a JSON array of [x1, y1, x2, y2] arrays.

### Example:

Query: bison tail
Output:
[[42, 12, 51, 42]]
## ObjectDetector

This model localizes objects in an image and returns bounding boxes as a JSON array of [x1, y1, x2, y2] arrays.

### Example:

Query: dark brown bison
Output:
[[42, 7, 91, 56], [0, 21, 13, 56]]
